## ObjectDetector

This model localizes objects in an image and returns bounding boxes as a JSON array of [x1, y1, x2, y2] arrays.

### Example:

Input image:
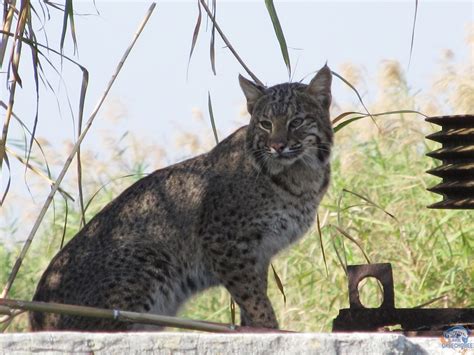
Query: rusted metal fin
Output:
[[427, 180, 474, 194], [427, 198, 474, 209], [426, 128, 474, 143], [426, 162, 474, 178], [426, 115, 474, 127], [425, 115, 474, 209], [426, 145, 474, 160]]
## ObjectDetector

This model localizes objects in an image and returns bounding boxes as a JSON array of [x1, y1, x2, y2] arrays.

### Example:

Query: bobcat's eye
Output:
[[260, 120, 273, 131], [289, 118, 304, 129]]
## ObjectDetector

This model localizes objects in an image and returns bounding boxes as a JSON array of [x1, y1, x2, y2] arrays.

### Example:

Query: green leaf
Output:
[[265, 0, 291, 77], [332, 111, 365, 125], [333, 109, 427, 132], [334, 116, 363, 133]]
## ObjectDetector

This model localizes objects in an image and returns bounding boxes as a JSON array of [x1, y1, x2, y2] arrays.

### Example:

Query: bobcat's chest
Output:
[[260, 197, 318, 259]]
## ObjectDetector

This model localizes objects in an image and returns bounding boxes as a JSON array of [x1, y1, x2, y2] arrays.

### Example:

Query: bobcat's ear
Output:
[[307, 64, 332, 110], [239, 74, 265, 114]]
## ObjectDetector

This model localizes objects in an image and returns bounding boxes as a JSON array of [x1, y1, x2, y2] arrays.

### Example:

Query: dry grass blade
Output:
[[59, 191, 69, 250], [335, 191, 348, 268], [331, 236, 347, 275], [336, 189, 344, 227], [408, 0, 419, 70], [414, 294, 448, 309], [0, 154, 11, 206], [198, 0, 263, 86], [0, 30, 89, 210], [186, 0, 202, 79], [84, 173, 147, 214], [271, 263, 286, 304], [331, 70, 377, 128], [23, 5, 46, 195], [0, 0, 16, 66], [0, 306, 12, 316], [5, 146, 73, 201], [207, 91, 219, 144], [42, 0, 63, 13], [1, 77, 18, 172], [1, 100, 56, 190], [0, 308, 24, 332], [0, 298, 235, 333], [264, 0, 291, 77], [0, 3, 157, 299], [11, 1, 30, 87], [209, 0, 216, 75], [60, 0, 77, 53], [230, 298, 236, 327], [342, 188, 397, 222], [76, 69, 90, 227], [330, 224, 372, 265], [0, 2, 28, 172], [316, 213, 329, 277]]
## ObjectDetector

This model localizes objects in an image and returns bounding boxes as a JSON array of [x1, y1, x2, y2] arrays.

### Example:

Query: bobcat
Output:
[[30, 64, 333, 331]]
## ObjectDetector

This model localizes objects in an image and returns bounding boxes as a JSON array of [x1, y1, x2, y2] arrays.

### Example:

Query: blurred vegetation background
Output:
[[0, 1, 473, 332]]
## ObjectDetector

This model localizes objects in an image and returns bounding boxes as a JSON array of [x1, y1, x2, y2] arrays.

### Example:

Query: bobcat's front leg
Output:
[[238, 266, 271, 327], [211, 253, 278, 329], [226, 275, 277, 328], [240, 308, 251, 327]]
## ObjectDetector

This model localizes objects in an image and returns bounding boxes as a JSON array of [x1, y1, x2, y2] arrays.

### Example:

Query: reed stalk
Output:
[[0, 3, 157, 300], [0, 298, 290, 333]]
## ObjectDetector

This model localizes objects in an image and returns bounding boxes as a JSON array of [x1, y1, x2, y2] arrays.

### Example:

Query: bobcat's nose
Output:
[[270, 142, 286, 154]]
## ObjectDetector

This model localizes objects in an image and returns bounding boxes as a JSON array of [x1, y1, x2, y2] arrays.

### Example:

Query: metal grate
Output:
[[426, 114, 474, 209]]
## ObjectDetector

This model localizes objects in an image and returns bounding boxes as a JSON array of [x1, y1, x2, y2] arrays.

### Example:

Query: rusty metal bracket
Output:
[[333, 263, 474, 335], [348, 263, 394, 309]]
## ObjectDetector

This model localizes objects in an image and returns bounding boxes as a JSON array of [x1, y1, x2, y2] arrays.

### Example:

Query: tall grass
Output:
[[0, 3, 156, 303], [1, 53, 472, 332]]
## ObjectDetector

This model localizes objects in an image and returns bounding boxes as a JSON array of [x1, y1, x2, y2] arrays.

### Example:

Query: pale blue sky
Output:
[[2, 0, 472, 240], [8, 1, 472, 149]]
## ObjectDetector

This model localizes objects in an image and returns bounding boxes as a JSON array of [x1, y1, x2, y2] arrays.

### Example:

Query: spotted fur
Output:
[[30, 65, 333, 331]]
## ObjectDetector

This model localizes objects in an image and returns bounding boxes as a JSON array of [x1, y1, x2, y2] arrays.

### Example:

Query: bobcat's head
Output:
[[240, 65, 333, 175]]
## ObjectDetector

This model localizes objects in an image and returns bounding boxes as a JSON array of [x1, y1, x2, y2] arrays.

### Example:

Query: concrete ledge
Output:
[[0, 332, 445, 355]]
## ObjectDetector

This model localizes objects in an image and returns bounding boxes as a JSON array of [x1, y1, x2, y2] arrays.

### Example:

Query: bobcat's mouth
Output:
[[269, 144, 303, 161]]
